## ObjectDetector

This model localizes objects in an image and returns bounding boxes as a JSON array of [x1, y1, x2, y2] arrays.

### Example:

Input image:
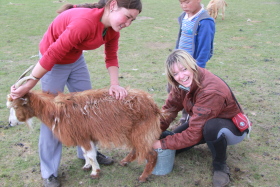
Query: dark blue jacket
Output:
[[175, 11, 215, 68]]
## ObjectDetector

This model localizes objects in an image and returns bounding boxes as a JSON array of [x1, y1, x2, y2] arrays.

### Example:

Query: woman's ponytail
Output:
[[56, 0, 108, 14]]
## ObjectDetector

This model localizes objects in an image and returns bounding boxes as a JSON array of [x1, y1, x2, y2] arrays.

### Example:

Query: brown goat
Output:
[[7, 88, 162, 182]]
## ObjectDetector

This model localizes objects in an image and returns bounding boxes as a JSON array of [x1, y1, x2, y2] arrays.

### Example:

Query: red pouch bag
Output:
[[232, 113, 252, 132]]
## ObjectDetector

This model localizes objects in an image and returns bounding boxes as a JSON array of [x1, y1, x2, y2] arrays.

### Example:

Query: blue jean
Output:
[[39, 54, 91, 179]]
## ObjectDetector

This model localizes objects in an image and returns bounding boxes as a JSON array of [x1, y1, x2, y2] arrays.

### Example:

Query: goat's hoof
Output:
[[119, 161, 128, 166], [82, 166, 92, 171], [90, 169, 101, 179], [138, 175, 147, 183], [90, 174, 100, 179]]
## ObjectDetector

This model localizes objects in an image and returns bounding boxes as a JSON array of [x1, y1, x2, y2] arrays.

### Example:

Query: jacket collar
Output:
[[187, 67, 204, 98]]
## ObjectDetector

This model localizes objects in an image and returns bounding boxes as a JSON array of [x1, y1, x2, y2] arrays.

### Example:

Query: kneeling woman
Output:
[[153, 49, 251, 187]]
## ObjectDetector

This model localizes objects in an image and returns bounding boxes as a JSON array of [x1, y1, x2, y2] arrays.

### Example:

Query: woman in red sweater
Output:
[[10, 0, 142, 186]]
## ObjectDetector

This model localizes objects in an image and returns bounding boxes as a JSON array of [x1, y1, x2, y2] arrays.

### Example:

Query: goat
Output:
[[9, 106, 25, 126], [7, 84, 162, 182], [206, 0, 228, 21]]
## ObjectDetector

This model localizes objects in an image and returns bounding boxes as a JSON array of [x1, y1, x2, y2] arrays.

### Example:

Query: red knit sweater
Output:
[[39, 8, 119, 71]]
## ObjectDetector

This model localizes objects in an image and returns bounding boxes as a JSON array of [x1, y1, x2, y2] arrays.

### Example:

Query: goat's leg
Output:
[[209, 7, 215, 20], [81, 141, 101, 179], [214, 6, 218, 20], [210, 9, 214, 19], [208, 9, 212, 18], [214, 8, 219, 20], [82, 156, 92, 171], [119, 149, 137, 166], [222, 6, 225, 20], [138, 149, 157, 182]]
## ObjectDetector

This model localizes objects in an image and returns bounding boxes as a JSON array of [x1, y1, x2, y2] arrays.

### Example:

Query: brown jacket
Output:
[[160, 67, 241, 150]]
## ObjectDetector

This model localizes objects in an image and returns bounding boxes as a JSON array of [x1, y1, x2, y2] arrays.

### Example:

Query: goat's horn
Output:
[[14, 65, 35, 89], [15, 75, 37, 89], [16, 65, 35, 82]]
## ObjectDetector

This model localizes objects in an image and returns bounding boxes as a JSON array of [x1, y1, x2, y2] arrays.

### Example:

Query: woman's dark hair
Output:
[[57, 0, 142, 14]]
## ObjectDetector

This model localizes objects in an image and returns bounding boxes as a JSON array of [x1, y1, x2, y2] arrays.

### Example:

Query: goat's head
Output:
[[7, 94, 34, 127], [7, 65, 35, 127]]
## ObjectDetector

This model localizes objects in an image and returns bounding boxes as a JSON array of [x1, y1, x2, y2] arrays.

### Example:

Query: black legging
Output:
[[173, 118, 248, 146]]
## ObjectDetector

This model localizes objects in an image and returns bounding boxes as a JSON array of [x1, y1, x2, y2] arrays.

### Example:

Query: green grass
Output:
[[1, 0, 280, 186]]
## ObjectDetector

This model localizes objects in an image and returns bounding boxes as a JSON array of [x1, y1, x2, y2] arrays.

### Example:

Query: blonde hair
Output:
[[165, 49, 200, 91]]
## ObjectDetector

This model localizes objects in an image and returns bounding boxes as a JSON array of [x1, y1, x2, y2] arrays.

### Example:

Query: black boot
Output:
[[96, 151, 114, 165], [207, 134, 230, 187]]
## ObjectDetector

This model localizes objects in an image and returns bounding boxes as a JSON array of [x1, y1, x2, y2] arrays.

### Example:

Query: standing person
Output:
[[176, 0, 215, 68], [170, 0, 216, 125], [10, 0, 142, 186], [153, 50, 251, 187]]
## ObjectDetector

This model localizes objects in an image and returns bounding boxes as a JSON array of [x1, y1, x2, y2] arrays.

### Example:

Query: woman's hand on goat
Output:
[[109, 85, 128, 100], [152, 140, 162, 149], [10, 79, 38, 99]]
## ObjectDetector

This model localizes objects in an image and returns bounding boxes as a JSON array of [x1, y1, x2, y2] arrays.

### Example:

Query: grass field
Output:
[[0, 0, 279, 186]]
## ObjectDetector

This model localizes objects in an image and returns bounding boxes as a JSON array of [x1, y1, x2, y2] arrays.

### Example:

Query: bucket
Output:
[[152, 148, 176, 175]]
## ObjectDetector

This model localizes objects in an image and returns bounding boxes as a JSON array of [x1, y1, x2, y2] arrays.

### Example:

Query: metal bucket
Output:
[[152, 148, 176, 175]]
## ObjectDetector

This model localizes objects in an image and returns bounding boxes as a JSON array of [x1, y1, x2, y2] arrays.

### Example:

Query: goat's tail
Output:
[[224, 0, 228, 7], [130, 111, 162, 163]]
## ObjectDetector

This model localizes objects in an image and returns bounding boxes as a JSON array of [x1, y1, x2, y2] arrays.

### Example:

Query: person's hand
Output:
[[109, 85, 128, 100], [10, 84, 29, 99], [152, 140, 162, 149], [10, 79, 38, 99]]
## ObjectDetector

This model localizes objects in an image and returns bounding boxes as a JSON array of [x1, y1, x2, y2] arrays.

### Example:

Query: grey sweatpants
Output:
[[39, 54, 92, 179]]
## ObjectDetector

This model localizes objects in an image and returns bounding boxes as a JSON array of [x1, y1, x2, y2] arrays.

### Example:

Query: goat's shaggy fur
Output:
[[206, 0, 228, 21], [7, 88, 162, 182]]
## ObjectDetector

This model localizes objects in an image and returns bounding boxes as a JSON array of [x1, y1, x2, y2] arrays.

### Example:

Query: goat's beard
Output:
[[26, 118, 33, 129]]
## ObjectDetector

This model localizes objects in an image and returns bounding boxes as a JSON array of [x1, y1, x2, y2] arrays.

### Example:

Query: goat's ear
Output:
[[20, 98, 28, 105], [6, 94, 13, 108], [7, 94, 13, 102]]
